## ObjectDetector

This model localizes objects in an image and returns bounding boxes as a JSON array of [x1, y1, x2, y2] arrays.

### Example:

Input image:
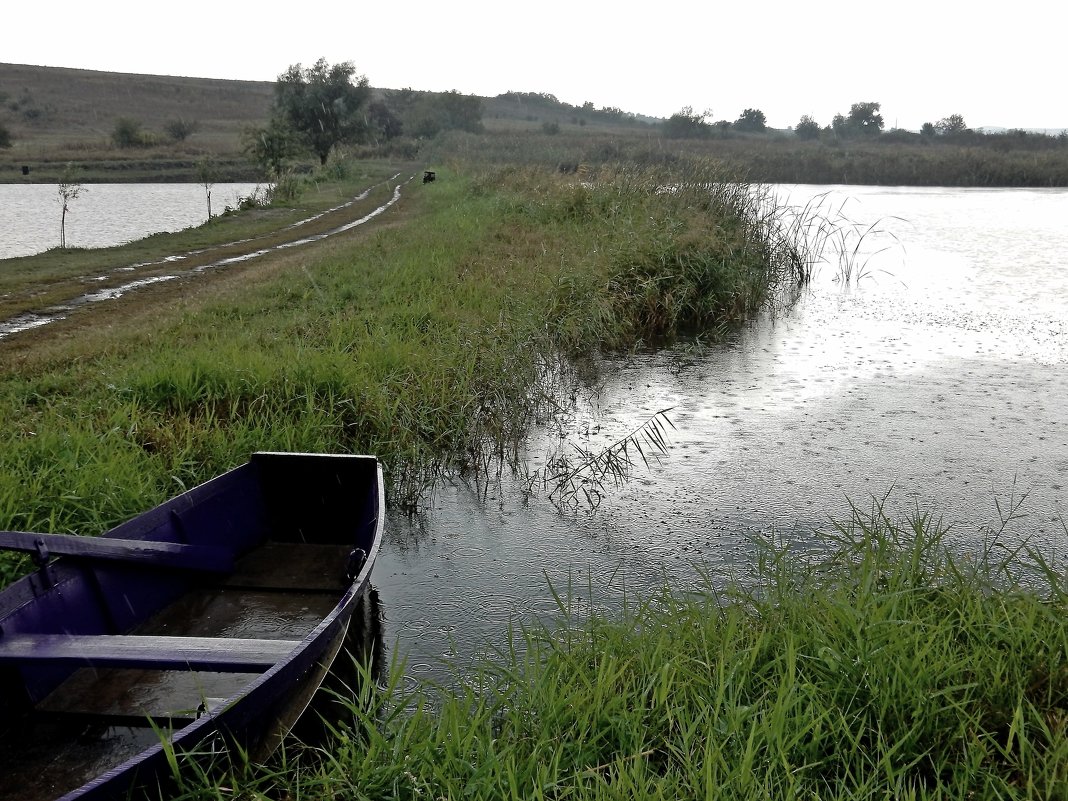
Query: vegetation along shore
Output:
[[2, 59, 1065, 799]]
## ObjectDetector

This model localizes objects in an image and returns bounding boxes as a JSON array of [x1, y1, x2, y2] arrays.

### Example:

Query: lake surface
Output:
[[0, 183, 265, 259], [373, 185, 1068, 684]]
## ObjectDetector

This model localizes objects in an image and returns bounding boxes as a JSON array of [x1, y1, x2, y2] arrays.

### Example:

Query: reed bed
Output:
[[173, 507, 1068, 800], [423, 130, 1068, 188]]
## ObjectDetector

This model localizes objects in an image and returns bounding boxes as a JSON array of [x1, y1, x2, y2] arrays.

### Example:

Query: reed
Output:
[[233, 506, 1066, 800]]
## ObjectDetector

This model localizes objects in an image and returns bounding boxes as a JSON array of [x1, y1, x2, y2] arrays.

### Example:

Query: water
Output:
[[374, 185, 1068, 681], [0, 183, 265, 259]]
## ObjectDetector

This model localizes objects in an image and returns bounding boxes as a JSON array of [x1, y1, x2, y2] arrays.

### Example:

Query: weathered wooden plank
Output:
[[0, 634, 298, 671], [0, 531, 234, 573]]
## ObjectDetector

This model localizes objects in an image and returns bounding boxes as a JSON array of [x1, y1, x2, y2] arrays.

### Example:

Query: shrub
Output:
[[111, 117, 154, 148], [163, 117, 199, 142]]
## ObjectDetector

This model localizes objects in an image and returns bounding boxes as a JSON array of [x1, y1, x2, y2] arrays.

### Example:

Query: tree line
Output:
[[665, 101, 1067, 149]]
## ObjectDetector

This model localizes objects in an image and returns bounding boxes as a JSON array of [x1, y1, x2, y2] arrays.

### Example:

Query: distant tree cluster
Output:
[[790, 105, 1065, 150], [663, 106, 714, 139], [382, 88, 484, 139], [243, 58, 486, 174], [493, 92, 641, 126], [832, 102, 885, 138], [920, 114, 969, 138], [662, 106, 774, 138]]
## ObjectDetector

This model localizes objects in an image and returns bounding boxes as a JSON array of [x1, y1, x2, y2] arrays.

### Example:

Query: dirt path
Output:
[[1, 173, 416, 345]]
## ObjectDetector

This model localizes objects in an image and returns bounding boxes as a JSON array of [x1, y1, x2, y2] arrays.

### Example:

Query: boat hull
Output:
[[0, 452, 384, 801]]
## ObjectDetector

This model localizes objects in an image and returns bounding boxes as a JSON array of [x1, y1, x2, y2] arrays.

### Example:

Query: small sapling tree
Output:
[[57, 164, 85, 249], [195, 156, 218, 219]]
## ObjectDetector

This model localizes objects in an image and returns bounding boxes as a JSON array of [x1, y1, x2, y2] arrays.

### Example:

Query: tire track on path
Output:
[[1, 173, 413, 340]]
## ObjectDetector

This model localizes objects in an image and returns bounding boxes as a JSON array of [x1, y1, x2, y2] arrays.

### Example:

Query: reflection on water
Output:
[[375, 185, 1068, 683]]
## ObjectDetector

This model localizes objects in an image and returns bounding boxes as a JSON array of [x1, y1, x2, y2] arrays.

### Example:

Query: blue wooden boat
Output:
[[0, 452, 384, 801]]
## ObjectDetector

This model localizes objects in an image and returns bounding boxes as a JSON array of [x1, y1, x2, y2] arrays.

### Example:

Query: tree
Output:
[[936, 114, 968, 135], [795, 114, 821, 141], [0, 122, 11, 149], [366, 101, 403, 143], [243, 120, 297, 176], [195, 156, 218, 219], [734, 108, 767, 133], [663, 106, 712, 139], [273, 58, 371, 165], [845, 101, 884, 136], [57, 164, 85, 249], [388, 89, 484, 138], [921, 122, 937, 138]]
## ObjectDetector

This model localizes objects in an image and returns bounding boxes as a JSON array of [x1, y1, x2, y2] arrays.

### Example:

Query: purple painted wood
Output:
[[0, 634, 300, 672], [0, 530, 234, 573], [0, 452, 384, 801]]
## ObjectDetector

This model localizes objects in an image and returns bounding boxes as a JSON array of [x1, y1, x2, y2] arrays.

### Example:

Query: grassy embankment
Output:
[[208, 510, 1066, 800], [0, 157, 801, 581]]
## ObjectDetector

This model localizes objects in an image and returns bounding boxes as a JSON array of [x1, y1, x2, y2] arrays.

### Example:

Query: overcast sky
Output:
[[5, 1, 1064, 131]]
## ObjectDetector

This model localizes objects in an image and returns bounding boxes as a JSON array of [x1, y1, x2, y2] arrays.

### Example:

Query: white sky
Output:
[[4, 0, 1064, 131]]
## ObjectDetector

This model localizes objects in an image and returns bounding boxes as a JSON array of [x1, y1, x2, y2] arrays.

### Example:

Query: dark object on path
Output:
[[21, 166, 29, 176], [423, 170, 436, 183], [0, 452, 384, 801]]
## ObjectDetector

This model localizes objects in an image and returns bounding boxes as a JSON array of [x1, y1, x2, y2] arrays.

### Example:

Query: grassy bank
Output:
[[180, 508, 1068, 800], [0, 157, 804, 581]]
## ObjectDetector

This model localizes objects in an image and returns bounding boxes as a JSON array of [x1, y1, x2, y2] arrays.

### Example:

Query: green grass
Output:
[[171, 506, 1068, 800], [0, 157, 803, 581], [5, 153, 1065, 799]]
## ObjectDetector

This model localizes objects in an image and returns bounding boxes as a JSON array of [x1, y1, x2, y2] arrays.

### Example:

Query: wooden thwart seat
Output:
[[0, 530, 234, 573], [0, 634, 299, 672]]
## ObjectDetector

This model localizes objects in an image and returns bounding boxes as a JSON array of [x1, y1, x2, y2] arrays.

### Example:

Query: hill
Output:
[[0, 63, 661, 182], [0, 63, 273, 149]]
